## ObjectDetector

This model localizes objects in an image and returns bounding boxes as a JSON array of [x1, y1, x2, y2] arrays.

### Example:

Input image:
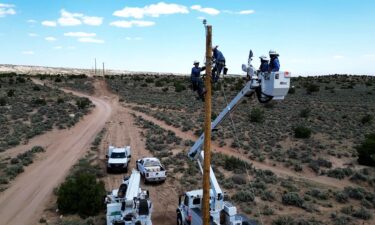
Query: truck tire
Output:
[[124, 166, 128, 173], [143, 177, 148, 185], [177, 213, 183, 225], [106, 167, 111, 173]]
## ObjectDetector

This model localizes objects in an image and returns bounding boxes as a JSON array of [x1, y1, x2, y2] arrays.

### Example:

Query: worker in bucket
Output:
[[212, 45, 227, 82], [259, 55, 269, 73], [269, 50, 280, 72], [191, 60, 206, 101]]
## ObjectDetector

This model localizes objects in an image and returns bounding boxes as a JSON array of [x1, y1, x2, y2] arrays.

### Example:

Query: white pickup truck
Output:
[[106, 145, 131, 173], [136, 157, 167, 184]]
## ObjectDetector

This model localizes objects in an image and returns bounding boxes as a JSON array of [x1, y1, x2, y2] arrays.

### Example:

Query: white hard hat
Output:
[[193, 60, 200, 65], [269, 50, 279, 56], [259, 55, 269, 61]]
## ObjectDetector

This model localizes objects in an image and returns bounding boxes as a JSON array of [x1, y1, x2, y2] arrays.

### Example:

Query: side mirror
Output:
[[106, 155, 109, 159], [242, 64, 247, 73], [128, 155, 131, 158]]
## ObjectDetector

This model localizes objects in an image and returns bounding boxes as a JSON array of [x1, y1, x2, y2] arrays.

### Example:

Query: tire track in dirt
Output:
[[127, 108, 354, 190], [0, 91, 112, 225], [94, 81, 178, 225]]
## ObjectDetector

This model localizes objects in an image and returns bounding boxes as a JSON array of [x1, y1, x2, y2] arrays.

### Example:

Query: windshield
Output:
[[111, 152, 126, 158], [144, 161, 160, 167]]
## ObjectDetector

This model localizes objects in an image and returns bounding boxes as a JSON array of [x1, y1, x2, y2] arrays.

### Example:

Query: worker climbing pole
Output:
[[202, 19, 212, 225]]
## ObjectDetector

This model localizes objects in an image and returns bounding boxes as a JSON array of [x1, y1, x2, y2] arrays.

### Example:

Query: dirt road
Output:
[[0, 88, 112, 225]]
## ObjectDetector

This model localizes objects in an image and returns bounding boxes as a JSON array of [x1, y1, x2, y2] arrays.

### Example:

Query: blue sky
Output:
[[0, 0, 374, 75]]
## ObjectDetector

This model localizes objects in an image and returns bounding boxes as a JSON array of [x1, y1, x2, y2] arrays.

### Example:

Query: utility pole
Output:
[[202, 24, 212, 225], [102, 62, 105, 76], [94, 58, 97, 75]]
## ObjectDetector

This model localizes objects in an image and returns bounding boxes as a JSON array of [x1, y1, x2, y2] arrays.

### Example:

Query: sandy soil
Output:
[[0, 83, 112, 225], [0, 78, 362, 225]]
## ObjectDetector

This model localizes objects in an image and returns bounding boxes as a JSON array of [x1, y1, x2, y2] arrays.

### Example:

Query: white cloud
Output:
[[364, 54, 375, 58], [110, 20, 155, 28], [28, 33, 38, 37], [113, 2, 188, 19], [22, 51, 34, 55], [57, 9, 103, 26], [82, 16, 103, 26], [238, 10, 255, 15], [45, 36, 57, 42], [191, 5, 220, 16], [53, 46, 63, 50], [0, 3, 16, 18], [42, 20, 57, 27], [67, 46, 76, 50], [64, 32, 96, 37], [78, 37, 104, 44], [27, 19, 37, 23]]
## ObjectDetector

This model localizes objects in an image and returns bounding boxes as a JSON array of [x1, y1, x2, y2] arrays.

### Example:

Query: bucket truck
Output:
[[106, 169, 153, 225], [176, 50, 291, 225]]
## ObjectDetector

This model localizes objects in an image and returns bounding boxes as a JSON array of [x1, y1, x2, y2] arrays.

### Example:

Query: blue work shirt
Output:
[[259, 61, 269, 72], [269, 57, 280, 72], [213, 49, 225, 62], [191, 67, 204, 81]]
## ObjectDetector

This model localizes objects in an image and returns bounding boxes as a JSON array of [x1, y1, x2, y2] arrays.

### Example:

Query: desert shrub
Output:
[[174, 82, 186, 92], [33, 85, 41, 91], [335, 191, 349, 203], [272, 216, 294, 225], [261, 190, 276, 202], [76, 97, 91, 109], [5, 164, 24, 179], [361, 114, 373, 125], [231, 174, 247, 185], [7, 89, 15, 97], [352, 207, 372, 220], [288, 87, 296, 94], [0, 97, 6, 106], [327, 168, 353, 180], [0, 177, 9, 184], [232, 190, 254, 202], [57, 172, 105, 217], [306, 189, 329, 200], [223, 156, 249, 173], [356, 133, 375, 166], [343, 187, 367, 200], [294, 126, 312, 138], [282, 192, 304, 208], [249, 108, 264, 123], [306, 83, 320, 94], [54, 77, 62, 82], [331, 214, 352, 225], [300, 108, 311, 118], [155, 80, 164, 87]]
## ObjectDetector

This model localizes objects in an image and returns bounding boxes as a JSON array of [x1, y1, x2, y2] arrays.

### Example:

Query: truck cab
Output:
[[107, 146, 131, 173]]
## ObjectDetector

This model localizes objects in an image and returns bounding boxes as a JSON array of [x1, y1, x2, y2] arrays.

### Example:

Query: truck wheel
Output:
[[177, 214, 183, 225], [124, 166, 128, 173], [106, 167, 111, 173]]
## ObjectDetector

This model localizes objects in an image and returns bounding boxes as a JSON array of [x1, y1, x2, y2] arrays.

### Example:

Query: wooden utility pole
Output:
[[202, 25, 212, 225]]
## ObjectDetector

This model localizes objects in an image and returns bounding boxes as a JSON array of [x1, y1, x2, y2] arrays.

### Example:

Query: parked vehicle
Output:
[[136, 157, 166, 184], [106, 145, 131, 173], [106, 169, 152, 225]]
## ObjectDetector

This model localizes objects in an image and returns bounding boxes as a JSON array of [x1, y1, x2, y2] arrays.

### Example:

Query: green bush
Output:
[[294, 126, 312, 139], [282, 192, 304, 208], [299, 108, 311, 118], [249, 108, 265, 123], [57, 172, 105, 217], [361, 114, 373, 125], [232, 190, 254, 202], [174, 82, 186, 92], [0, 97, 6, 106], [76, 97, 91, 110], [356, 133, 375, 166], [352, 207, 372, 220], [306, 83, 320, 94]]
